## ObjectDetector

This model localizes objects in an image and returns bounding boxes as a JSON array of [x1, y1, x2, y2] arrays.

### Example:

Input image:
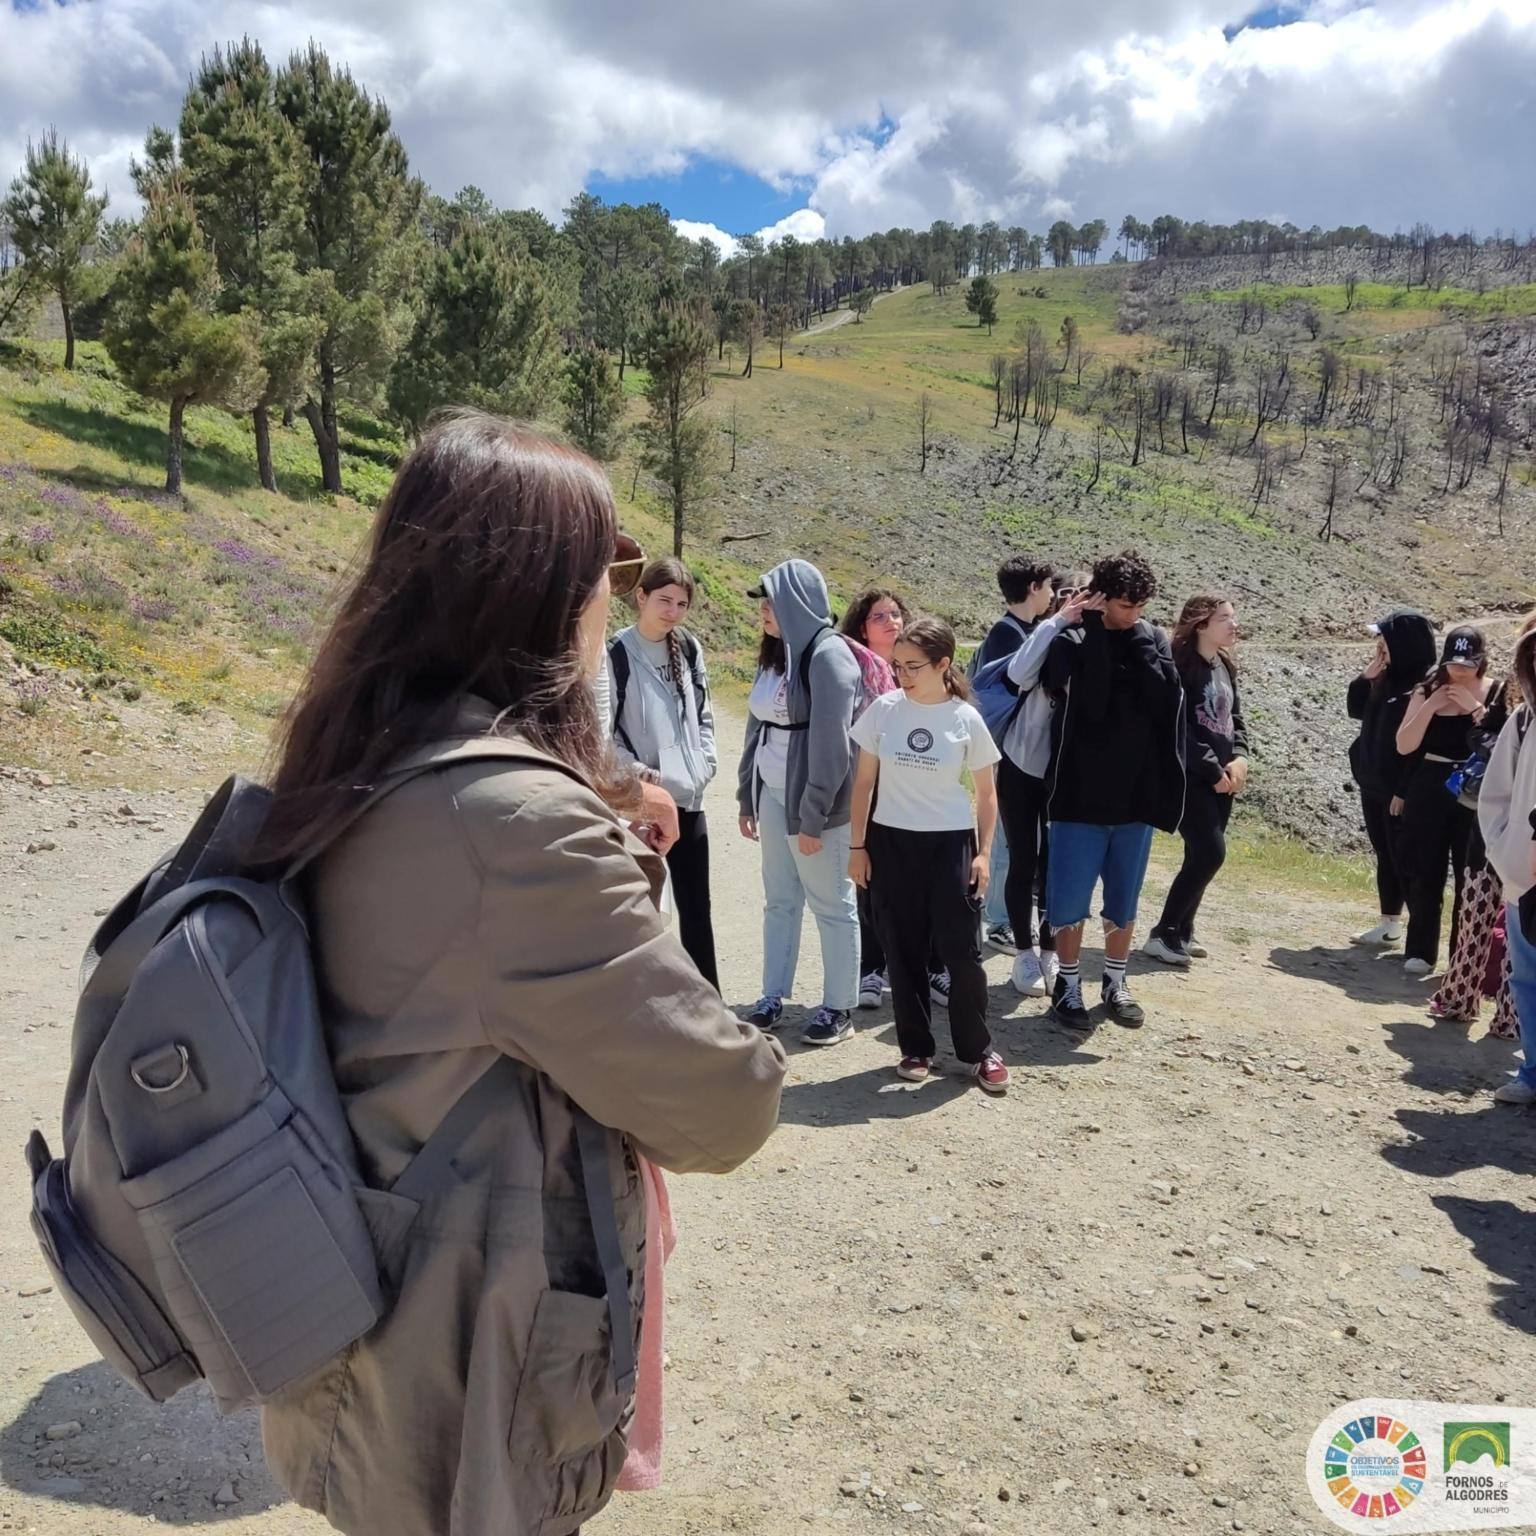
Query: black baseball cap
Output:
[[1441, 626, 1485, 666]]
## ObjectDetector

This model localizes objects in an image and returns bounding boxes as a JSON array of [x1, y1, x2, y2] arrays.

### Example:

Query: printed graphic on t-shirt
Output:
[[1198, 669, 1234, 743]]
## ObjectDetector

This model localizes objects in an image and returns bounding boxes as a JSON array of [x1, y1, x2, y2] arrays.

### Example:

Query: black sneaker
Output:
[[1101, 979, 1145, 1028], [746, 995, 784, 1030], [985, 923, 1018, 956], [929, 971, 952, 1008], [802, 1007, 854, 1047], [1050, 975, 1092, 1030]]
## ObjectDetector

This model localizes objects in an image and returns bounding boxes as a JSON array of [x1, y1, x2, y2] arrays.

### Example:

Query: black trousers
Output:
[[666, 808, 720, 992], [1154, 783, 1233, 943], [868, 825, 991, 1062], [1360, 789, 1405, 918], [858, 883, 885, 975], [1397, 764, 1474, 967], [996, 754, 1053, 951]]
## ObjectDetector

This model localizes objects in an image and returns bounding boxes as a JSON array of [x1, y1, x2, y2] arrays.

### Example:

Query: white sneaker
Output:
[[857, 972, 885, 1010], [1143, 934, 1193, 969], [1404, 957, 1433, 978], [1186, 938, 1209, 959], [1494, 1079, 1536, 1105], [1353, 919, 1404, 947], [1011, 950, 1045, 996], [1039, 950, 1060, 994]]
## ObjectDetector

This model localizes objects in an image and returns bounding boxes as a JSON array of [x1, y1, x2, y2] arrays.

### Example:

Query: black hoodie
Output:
[[1347, 610, 1437, 798], [1043, 614, 1187, 831]]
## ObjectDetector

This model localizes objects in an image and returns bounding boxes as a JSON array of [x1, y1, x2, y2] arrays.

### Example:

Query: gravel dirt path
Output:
[[3, 712, 1534, 1536]]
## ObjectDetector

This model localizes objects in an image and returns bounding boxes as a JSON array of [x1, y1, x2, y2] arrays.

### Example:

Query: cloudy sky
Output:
[[2, 0, 1533, 250]]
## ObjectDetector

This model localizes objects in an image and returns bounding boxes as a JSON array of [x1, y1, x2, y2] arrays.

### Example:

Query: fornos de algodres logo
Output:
[[1320, 1414, 1428, 1520], [906, 728, 934, 753]]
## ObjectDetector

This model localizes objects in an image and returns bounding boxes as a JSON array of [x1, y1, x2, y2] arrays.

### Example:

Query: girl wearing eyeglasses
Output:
[[848, 617, 1008, 1092]]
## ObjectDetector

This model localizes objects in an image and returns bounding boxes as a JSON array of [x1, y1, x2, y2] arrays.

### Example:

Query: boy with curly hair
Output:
[[1041, 549, 1187, 1030]]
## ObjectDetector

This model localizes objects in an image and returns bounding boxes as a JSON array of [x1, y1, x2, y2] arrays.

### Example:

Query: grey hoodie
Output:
[[610, 626, 717, 812], [736, 559, 860, 836]]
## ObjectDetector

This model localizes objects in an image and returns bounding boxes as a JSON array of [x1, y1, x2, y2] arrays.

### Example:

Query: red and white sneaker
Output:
[[897, 1056, 933, 1082], [971, 1052, 1010, 1095]]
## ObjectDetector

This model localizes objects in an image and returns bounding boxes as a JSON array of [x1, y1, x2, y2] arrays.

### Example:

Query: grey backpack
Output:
[[24, 761, 634, 1415]]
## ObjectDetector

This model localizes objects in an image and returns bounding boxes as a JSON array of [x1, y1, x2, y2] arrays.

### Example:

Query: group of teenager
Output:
[[604, 537, 1257, 1095], [1347, 605, 1536, 1106]]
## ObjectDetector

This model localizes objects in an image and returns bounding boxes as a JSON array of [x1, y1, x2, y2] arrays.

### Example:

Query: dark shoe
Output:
[[929, 971, 951, 1008], [746, 995, 784, 1030], [985, 923, 1018, 956], [1050, 974, 1092, 1030], [1101, 979, 1146, 1028], [802, 1007, 854, 1047]]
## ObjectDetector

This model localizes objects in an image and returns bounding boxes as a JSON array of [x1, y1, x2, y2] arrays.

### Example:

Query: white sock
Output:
[[1103, 957, 1128, 994], [1058, 959, 1082, 999]]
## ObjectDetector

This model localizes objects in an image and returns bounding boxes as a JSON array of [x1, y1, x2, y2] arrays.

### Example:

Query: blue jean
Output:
[[757, 784, 860, 1011], [1504, 903, 1536, 1087], [985, 825, 1010, 927], [1048, 820, 1156, 930]]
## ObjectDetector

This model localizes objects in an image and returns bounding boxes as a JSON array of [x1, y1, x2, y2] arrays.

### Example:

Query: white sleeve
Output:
[[964, 705, 1002, 769], [592, 649, 614, 742], [849, 698, 883, 754], [1006, 615, 1065, 690], [1479, 712, 1521, 889]]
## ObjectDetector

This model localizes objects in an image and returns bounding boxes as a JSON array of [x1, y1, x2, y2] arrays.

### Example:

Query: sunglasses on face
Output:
[[609, 533, 645, 597]]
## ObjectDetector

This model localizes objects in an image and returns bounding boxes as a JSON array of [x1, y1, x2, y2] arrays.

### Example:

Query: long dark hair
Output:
[[841, 586, 910, 646], [897, 617, 970, 701], [1172, 594, 1236, 675], [262, 411, 631, 860], [634, 557, 697, 712]]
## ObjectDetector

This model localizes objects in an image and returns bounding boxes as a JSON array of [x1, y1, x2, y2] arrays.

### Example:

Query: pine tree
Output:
[[103, 180, 261, 493], [387, 230, 558, 434], [276, 44, 415, 491], [3, 131, 107, 369], [639, 303, 716, 556], [562, 344, 627, 462], [179, 38, 320, 492], [965, 275, 999, 332]]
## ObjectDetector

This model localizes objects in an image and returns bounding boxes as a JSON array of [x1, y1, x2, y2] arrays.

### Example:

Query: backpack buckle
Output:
[[131, 1044, 191, 1095]]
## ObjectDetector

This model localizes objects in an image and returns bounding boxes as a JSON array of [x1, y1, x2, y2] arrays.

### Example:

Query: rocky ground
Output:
[[3, 712, 1536, 1536]]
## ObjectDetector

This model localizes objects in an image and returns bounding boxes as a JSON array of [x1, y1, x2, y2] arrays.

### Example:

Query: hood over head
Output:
[[1372, 609, 1436, 690], [760, 559, 833, 663]]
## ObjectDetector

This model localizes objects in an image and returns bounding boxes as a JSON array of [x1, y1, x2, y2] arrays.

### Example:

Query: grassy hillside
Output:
[[3, 255, 1533, 847]]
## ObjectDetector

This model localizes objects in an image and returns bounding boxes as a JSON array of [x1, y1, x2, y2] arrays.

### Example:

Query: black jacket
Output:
[[1347, 610, 1437, 799], [1179, 652, 1249, 787], [1044, 615, 1187, 832]]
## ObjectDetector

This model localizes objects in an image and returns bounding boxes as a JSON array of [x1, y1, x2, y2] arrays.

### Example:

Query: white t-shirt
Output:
[[749, 667, 792, 792], [851, 691, 1000, 832]]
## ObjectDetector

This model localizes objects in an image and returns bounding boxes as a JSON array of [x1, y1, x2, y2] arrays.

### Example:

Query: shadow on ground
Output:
[[0, 1361, 283, 1520], [1266, 943, 1431, 1006], [1380, 1013, 1524, 1095], [1431, 1196, 1536, 1337]]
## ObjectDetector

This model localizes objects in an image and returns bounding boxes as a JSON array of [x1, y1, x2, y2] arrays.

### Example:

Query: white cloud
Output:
[[754, 208, 828, 245], [1, 0, 1532, 243], [673, 219, 740, 255]]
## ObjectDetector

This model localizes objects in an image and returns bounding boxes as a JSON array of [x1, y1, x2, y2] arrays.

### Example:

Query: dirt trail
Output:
[[3, 710, 1535, 1536]]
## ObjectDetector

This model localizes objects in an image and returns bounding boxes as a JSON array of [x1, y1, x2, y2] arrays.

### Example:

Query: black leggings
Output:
[[1397, 765, 1473, 967], [996, 754, 1053, 951], [869, 825, 991, 1062], [1360, 790, 1405, 918], [666, 808, 719, 992], [1154, 783, 1233, 943]]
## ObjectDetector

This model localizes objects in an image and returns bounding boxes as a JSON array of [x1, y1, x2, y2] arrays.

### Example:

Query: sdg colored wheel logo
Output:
[[1321, 1415, 1427, 1519]]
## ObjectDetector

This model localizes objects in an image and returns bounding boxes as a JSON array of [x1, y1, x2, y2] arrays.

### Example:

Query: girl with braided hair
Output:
[[611, 558, 721, 989]]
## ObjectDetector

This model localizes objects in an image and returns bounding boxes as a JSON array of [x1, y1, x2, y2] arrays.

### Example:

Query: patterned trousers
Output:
[[1430, 862, 1518, 1037]]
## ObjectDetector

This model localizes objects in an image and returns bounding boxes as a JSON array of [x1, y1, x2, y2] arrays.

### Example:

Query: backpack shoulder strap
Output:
[[680, 629, 708, 722], [606, 637, 635, 752]]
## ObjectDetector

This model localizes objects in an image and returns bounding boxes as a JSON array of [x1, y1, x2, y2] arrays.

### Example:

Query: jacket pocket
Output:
[[509, 1288, 628, 1522]]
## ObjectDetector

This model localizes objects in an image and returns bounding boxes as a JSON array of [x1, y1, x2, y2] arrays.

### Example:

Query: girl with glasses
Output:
[[848, 618, 1008, 1092]]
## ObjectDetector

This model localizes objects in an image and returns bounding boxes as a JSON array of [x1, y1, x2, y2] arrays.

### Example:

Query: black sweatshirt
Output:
[[1043, 614, 1187, 831], [1179, 652, 1249, 787], [1347, 610, 1437, 800]]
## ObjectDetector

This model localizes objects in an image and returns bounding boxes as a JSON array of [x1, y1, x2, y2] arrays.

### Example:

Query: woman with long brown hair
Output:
[[1145, 595, 1250, 968], [258, 412, 785, 1536], [848, 617, 1007, 1091], [610, 557, 720, 990]]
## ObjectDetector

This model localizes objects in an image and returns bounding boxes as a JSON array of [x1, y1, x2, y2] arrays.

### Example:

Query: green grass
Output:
[[1200, 280, 1536, 318]]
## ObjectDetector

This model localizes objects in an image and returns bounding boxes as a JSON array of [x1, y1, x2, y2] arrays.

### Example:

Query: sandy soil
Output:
[[3, 713, 1535, 1536]]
